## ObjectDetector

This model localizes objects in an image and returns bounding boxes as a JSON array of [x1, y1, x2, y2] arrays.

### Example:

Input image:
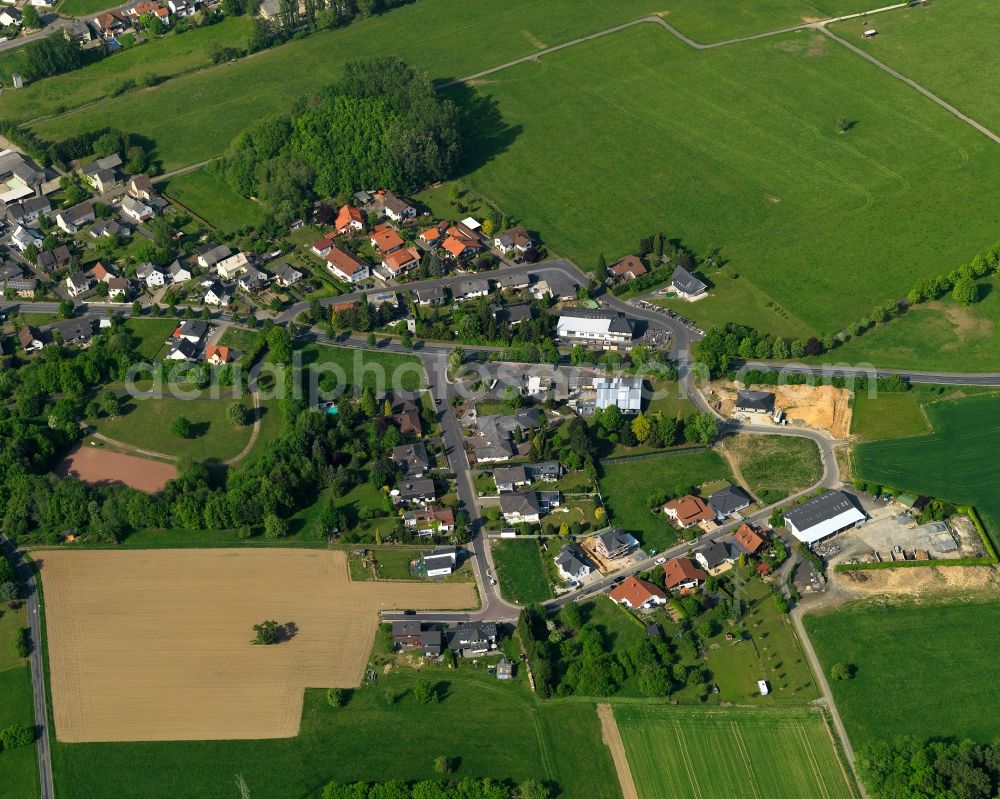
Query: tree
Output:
[[58, 299, 75, 319], [518, 780, 551, 799], [170, 416, 192, 438], [433, 755, 452, 775], [226, 401, 250, 426], [21, 4, 41, 29], [830, 662, 854, 681], [0, 581, 18, 604], [502, 385, 523, 411], [952, 275, 979, 305], [263, 512, 288, 539], [631, 413, 651, 443], [140, 10, 167, 34], [252, 620, 281, 645], [447, 346, 464, 376], [367, 332, 376, 347], [326, 687, 346, 707], [684, 412, 718, 445], [412, 678, 437, 704]]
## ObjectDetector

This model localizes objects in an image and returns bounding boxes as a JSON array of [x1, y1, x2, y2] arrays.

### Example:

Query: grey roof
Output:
[[499, 492, 541, 517], [54, 318, 93, 342], [393, 443, 430, 476], [476, 410, 542, 457], [66, 272, 90, 292], [168, 260, 191, 279], [168, 338, 198, 359], [494, 303, 534, 325], [527, 461, 561, 480], [382, 192, 413, 215], [82, 154, 122, 177], [415, 285, 447, 302], [498, 271, 530, 288], [456, 278, 491, 297], [599, 528, 633, 552], [555, 545, 588, 577], [178, 319, 207, 338], [392, 620, 420, 637], [270, 261, 301, 284], [0, 263, 23, 280], [783, 490, 861, 531], [455, 621, 496, 644], [60, 200, 95, 226], [558, 307, 634, 335], [594, 376, 643, 412], [670, 265, 707, 295], [708, 485, 752, 517], [196, 243, 231, 265], [493, 465, 527, 486], [397, 478, 435, 500], [538, 272, 579, 299], [136, 261, 163, 279], [697, 541, 735, 569], [6, 195, 50, 221], [422, 545, 457, 567], [735, 390, 775, 414]]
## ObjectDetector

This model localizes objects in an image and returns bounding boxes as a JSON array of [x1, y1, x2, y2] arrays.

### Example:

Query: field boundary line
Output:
[[596, 704, 639, 799], [817, 709, 863, 799]]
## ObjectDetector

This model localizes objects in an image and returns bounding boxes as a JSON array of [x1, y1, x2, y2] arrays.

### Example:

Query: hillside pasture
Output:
[[162, 166, 265, 232], [615, 704, 858, 799]]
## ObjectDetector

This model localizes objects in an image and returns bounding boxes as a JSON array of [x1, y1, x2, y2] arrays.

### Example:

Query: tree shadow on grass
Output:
[[439, 82, 523, 176]]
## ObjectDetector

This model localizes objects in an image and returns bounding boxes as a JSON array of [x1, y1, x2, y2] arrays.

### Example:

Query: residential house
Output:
[[37, 245, 72, 272], [0, 150, 45, 204], [452, 621, 496, 656], [174, 319, 207, 343], [56, 201, 95, 234], [90, 219, 129, 239], [168, 260, 192, 283], [537, 490, 561, 513], [610, 576, 667, 610], [554, 545, 591, 582], [663, 495, 715, 529], [325, 246, 370, 283], [203, 281, 232, 306], [381, 246, 420, 279], [493, 304, 534, 326], [9, 225, 41, 253], [418, 223, 447, 247], [381, 192, 415, 223], [669, 265, 707, 300], [2, 277, 37, 299], [421, 546, 457, 577], [733, 389, 777, 418], [167, 0, 197, 16], [392, 620, 422, 650], [414, 285, 447, 305], [442, 226, 481, 260], [455, 278, 491, 300], [595, 528, 638, 560], [65, 272, 92, 298], [708, 485, 752, 519], [0, 264, 22, 282], [0, 8, 22, 27], [269, 261, 302, 288], [493, 226, 533, 255], [695, 541, 737, 573], [121, 195, 154, 223], [63, 19, 95, 45], [166, 338, 197, 361], [136, 261, 166, 288], [5, 195, 50, 225], [335, 204, 365, 235], [530, 273, 578, 301], [783, 490, 866, 545], [370, 224, 405, 256], [54, 318, 94, 345], [393, 443, 431, 477], [397, 478, 436, 505], [215, 252, 249, 280], [732, 523, 767, 557], [663, 557, 707, 592], [81, 154, 122, 191], [195, 243, 231, 269], [473, 410, 542, 463], [18, 326, 44, 352], [593, 376, 643, 414], [497, 272, 530, 291], [105, 277, 130, 301], [237, 266, 268, 293], [499, 491, 541, 524], [205, 345, 231, 365], [608, 255, 647, 282], [420, 627, 443, 657], [127, 174, 155, 200], [368, 289, 398, 308], [527, 461, 561, 482], [556, 309, 634, 348], [90, 261, 115, 283], [403, 507, 455, 537], [310, 234, 335, 258], [493, 465, 529, 493]]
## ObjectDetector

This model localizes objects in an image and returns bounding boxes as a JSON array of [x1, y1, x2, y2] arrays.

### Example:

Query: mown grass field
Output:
[[27, 0, 674, 169], [805, 599, 1000, 745], [829, 0, 1000, 133], [122, 317, 179, 361], [853, 394, 1000, 534], [598, 450, 732, 551], [162, 166, 265, 232], [456, 22, 1000, 334], [298, 342, 426, 391], [51, 670, 621, 799], [491, 539, 552, 603], [722, 433, 823, 504], [0, 663, 39, 799], [89, 395, 255, 461], [656, 0, 874, 42], [850, 392, 928, 441], [615, 704, 857, 799]]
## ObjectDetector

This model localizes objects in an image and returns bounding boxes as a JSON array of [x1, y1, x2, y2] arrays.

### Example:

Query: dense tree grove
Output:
[[19, 34, 93, 82], [322, 778, 551, 799], [857, 737, 1000, 799], [221, 57, 460, 225]]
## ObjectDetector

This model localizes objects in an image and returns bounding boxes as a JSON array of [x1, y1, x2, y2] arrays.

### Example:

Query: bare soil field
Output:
[[836, 564, 999, 601], [40, 549, 476, 742], [711, 381, 852, 438], [55, 445, 177, 492], [596, 704, 638, 799]]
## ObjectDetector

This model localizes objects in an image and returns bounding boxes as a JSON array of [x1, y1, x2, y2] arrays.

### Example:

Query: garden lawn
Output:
[[0, 664, 39, 799], [598, 450, 732, 551], [805, 599, 1000, 744], [122, 317, 179, 361], [491, 539, 552, 604], [298, 342, 426, 391], [0, 17, 255, 121], [28, 0, 676, 170], [218, 327, 262, 357], [615, 704, 858, 799], [90, 396, 254, 462], [456, 23, 1000, 335], [51, 670, 621, 799], [644, 380, 696, 419], [722, 433, 823, 504], [829, 0, 1000, 134], [161, 166, 265, 232], [849, 392, 928, 441], [853, 394, 1000, 534]]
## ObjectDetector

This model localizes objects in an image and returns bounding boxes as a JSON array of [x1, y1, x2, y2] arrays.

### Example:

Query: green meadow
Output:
[[162, 166, 265, 232]]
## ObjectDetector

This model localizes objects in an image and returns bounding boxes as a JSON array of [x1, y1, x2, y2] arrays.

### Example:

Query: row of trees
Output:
[[907, 240, 1000, 307], [322, 778, 551, 799]]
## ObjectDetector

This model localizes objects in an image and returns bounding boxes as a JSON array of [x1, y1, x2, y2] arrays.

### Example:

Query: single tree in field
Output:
[[252, 620, 280, 645], [433, 755, 452, 775], [227, 401, 249, 426], [836, 117, 851, 133], [326, 687, 346, 707], [412, 678, 437, 705], [170, 416, 192, 438], [21, 4, 41, 28], [830, 662, 854, 681]]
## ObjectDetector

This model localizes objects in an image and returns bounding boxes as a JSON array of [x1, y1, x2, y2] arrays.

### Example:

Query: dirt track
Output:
[[40, 549, 476, 742], [597, 704, 639, 799], [56, 445, 177, 493]]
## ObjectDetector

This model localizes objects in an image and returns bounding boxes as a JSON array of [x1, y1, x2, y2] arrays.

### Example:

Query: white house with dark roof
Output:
[[381, 192, 415, 222], [708, 485, 752, 519], [554, 545, 591, 581], [556, 309, 634, 348], [669, 265, 707, 300], [421, 546, 457, 577], [784, 490, 866, 545], [499, 491, 541, 524]]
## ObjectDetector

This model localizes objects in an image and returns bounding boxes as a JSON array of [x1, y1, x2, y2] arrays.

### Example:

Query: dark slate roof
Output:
[[599, 528, 633, 552], [708, 485, 752, 516], [697, 541, 735, 569], [735, 389, 775, 414], [499, 492, 541, 516], [783, 490, 861, 530], [670, 265, 707, 295], [555, 545, 588, 576]]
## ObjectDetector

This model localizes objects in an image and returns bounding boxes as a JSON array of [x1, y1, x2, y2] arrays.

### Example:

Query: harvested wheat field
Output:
[[56, 445, 177, 492], [40, 549, 476, 742]]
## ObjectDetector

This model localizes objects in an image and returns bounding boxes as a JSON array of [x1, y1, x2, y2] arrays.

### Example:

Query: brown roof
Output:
[[325, 246, 367, 277], [733, 524, 766, 555], [370, 224, 404, 254], [395, 410, 422, 436], [331, 300, 359, 313], [205, 345, 231, 364], [663, 558, 707, 590], [18, 326, 39, 348], [383, 247, 420, 274], [664, 495, 714, 526], [610, 576, 666, 607], [91, 262, 113, 282], [609, 255, 647, 279]]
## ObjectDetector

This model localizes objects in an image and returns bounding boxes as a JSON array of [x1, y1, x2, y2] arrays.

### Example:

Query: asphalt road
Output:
[[0, 535, 54, 799]]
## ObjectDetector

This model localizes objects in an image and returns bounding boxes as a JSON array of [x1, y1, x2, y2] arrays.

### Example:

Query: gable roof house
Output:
[[6, 195, 51, 225], [608, 255, 647, 282], [10, 225, 41, 253], [237, 266, 268, 293], [370, 224, 405, 256], [335, 204, 365, 235], [54, 317, 94, 345], [393, 442, 431, 477], [380, 246, 420, 279], [527, 461, 562, 482], [595, 528, 638, 560], [493, 226, 533, 255], [663, 557, 708, 592], [392, 620, 422, 650], [81, 154, 122, 190], [610, 576, 667, 610], [0, 150, 45, 204], [732, 523, 767, 556], [455, 278, 491, 299], [325, 246, 370, 283], [442, 227, 481, 260], [783, 490, 866, 545], [734, 389, 777, 417], [396, 478, 436, 506], [168, 260, 192, 283], [310, 233, 336, 258], [127, 174, 155, 201], [414, 285, 447, 305], [0, 7, 23, 27], [3, 276, 37, 299], [203, 281, 232, 307], [215, 251, 249, 280], [669, 265, 708, 300], [174, 319, 207, 343], [269, 261, 302, 288], [167, 0, 199, 16], [121, 195, 154, 222], [204, 345, 231, 365], [556, 309, 634, 348], [664, 495, 715, 529], [403, 507, 455, 537], [105, 277, 130, 301], [18, 326, 44, 352], [195, 243, 231, 269], [166, 337, 197, 361], [554, 545, 591, 582], [37, 245, 72, 272], [418, 222, 447, 246], [493, 304, 534, 326], [695, 541, 738, 573], [90, 218, 129, 239], [65, 272, 93, 298], [708, 485, 752, 519], [473, 410, 542, 463], [497, 271, 530, 291], [493, 465, 529, 493], [499, 491, 541, 524], [381, 192, 415, 223], [136, 261, 166, 288], [56, 201, 95, 234], [421, 546, 458, 577], [452, 621, 497, 656]]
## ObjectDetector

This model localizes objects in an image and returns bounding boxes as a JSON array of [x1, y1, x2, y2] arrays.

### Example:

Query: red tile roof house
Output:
[[370, 224, 405, 255], [663, 495, 715, 529], [608, 255, 647, 282], [382, 247, 421, 279], [325, 246, 370, 283], [335, 204, 365, 236], [609, 576, 667, 610], [311, 233, 336, 257], [663, 557, 708, 592], [732, 523, 767, 556], [419, 223, 447, 246]]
